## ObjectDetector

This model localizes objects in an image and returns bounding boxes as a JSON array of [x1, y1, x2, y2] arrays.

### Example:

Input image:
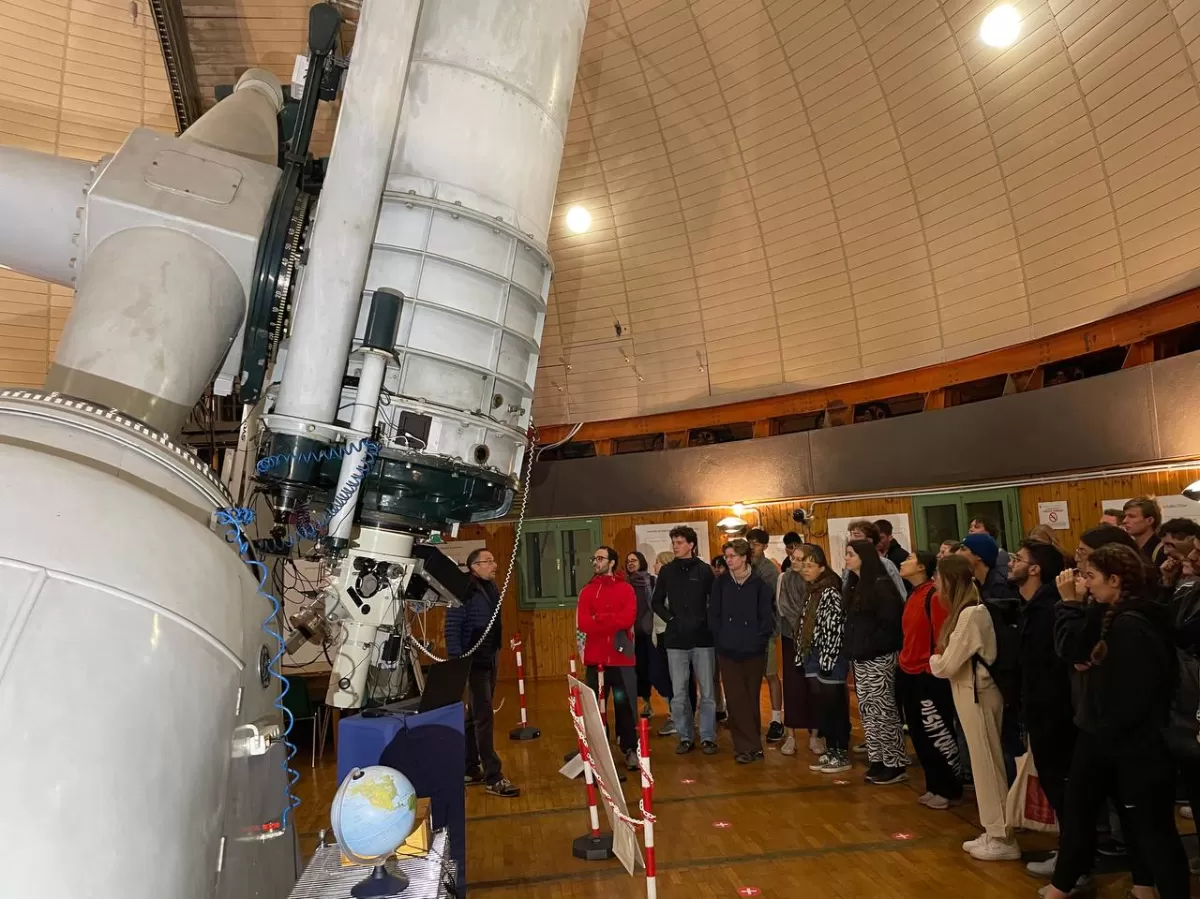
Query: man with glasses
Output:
[[445, 547, 520, 797], [578, 545, 640, 770]]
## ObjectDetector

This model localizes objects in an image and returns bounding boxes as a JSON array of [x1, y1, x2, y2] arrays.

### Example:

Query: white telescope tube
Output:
[[327, 350, 388, 543], [0, 149, 94, 285], [273, 0, 421, 428]]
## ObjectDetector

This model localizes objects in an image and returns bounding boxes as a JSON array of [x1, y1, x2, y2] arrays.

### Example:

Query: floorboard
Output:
[[293, 678, 1197, 897]]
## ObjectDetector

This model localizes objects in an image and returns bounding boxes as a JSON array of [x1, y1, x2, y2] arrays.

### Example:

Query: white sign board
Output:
[[828, 514, 912, 574], [765, 536, 791, 567], [635, 522, 711, 566], [1037, 500, 1071, 530], [1103, 495, 1200, 525], [568, 676, 644, 876]]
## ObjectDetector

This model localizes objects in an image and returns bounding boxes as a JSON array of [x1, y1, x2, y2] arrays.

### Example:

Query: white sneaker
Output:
[[809, 753, 831, 772], [780, 731, 797, 756], [923, 794, 950, 810], [968, 836, 1021, 861], [809, 734, 826, 755], [917, 792, 933, 805], [962, 832, 987, 852], [1026, 852, 1057, 878]]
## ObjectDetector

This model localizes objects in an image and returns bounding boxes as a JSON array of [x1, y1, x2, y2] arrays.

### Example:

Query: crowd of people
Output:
[[565, 499, 1200, 899]]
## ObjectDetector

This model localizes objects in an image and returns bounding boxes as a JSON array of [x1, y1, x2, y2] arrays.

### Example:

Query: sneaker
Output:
[[465, 768, 486, 786], [1026, 853, 1058, 879], [968, 835, 1021, 861], [766, 721, 786, 743], [809, 734, 826, 755], [917, 791, 933, 804], [1096, 837, 1126, 858], [658, 720, 678, 737], [485, 777, 520, 798], [923, 794, 950, 810], [701, 740, 718, 755], [780, 731, 797, 755], [820, 752, 852, 773], [870, 765, 908, 786], [809, 752, 832, 772], [735, 750, 763, 764], [625, 749, 640, 771], [962, 832, 987, 852], [863, 761, 886, 783], [676, 740, 694, 755]]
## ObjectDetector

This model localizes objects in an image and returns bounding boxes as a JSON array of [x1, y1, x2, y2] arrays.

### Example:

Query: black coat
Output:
[[843, 574, 904, 662], [708, 570, 775, 660], [1018, 582, 1073, 734], [651, 557, 715, 650]]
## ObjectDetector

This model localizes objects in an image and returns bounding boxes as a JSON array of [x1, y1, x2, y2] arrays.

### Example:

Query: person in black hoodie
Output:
[[709, 538, 775, 764], [651, 525, 717, 755], [444, 547, 520, 797], [844, 539, 907, 785], [1048, 544, 1188, 899], [1011, 539, 1077, 882], [626, 551, 664, 718]]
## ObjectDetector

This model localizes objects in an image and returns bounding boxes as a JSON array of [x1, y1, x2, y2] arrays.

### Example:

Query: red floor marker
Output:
[[680, 778, 696, 785], [891, 832, 915, 841], [712, 820, 732, 829], [833, 780, 849, 785], [736, 888, 762, 897]]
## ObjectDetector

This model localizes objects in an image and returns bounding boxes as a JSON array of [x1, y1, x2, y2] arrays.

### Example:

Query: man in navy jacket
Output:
[[444, 547, 519, 797]]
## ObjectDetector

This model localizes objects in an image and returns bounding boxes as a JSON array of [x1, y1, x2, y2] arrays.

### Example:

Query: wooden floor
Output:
[[293, 679, 1197, 898]]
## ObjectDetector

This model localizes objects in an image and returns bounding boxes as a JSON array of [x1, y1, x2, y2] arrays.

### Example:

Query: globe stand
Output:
[[351, 863, 409, 898]]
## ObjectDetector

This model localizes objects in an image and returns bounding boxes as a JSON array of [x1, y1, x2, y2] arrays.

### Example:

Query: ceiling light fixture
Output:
[[980, 5, 1021, 47], [565, 206, 591, 234]]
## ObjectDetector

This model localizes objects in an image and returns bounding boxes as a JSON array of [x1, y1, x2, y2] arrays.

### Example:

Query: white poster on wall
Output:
[[634, 521, 711, 568], [1037, 500, 1071, 530], [827, 514, 912, 574], [765, 536, 791, 567], [1102, 495, 1200, 525]]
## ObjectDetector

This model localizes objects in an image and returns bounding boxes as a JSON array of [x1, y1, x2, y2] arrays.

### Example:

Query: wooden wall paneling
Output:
[[1016, 466, 1200, 558]]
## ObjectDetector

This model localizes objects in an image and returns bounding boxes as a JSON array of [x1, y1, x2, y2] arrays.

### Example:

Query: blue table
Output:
[[338, 703, 467, 892]]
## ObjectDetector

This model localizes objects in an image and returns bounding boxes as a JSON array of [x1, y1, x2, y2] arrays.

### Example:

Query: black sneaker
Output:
[[864, 762, 886, 783], [766, 721, 786, 743], [676, 740, 694, 755], [735, 749, 764, 764], [716, 709, 728, 722], [1096, 838, 1127, 858], [871, 766, 909, 786], [465, 768, 486, 786], [701, 740, 718, 755], [485, 777, 520, 797]]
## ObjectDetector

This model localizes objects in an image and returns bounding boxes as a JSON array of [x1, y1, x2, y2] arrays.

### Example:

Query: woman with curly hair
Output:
[[1046, 544, 1188, 899]]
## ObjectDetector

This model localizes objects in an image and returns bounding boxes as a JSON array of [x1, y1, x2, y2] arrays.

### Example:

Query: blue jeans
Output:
[[666, 647, 716, 743]]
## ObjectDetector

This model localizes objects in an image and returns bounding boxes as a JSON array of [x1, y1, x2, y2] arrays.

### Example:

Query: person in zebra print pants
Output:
[[843, 539, 909, 785]]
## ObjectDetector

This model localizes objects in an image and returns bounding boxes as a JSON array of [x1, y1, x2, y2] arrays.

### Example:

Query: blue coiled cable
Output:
[[212, 438, 379, 832], [214, 505, 300, 833]]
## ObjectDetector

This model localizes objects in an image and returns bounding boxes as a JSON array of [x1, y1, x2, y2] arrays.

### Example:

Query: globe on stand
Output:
[[330, 766, 419, 898]]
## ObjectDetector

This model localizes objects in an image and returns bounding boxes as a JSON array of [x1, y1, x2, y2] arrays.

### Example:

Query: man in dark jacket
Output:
[[651, 525, 717, 754], [1012, 539, 1075, 881], [960, 533, 1020, 602], [444, 547, 519, 797]]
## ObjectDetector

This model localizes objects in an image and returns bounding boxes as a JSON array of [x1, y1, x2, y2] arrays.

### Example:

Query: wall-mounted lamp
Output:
[[1184, 479, 1200, 501], [717, 516, 748, 536]]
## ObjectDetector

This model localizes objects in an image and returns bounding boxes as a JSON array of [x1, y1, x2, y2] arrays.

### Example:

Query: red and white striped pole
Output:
[[638, 717, 656, 899], [570, 683, 615, 860], [508, 632, 540, 741], [564, 654, 583, 766]]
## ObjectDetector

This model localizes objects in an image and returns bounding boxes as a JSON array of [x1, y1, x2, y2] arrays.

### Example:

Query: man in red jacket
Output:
[[578, 545, 639, 770]]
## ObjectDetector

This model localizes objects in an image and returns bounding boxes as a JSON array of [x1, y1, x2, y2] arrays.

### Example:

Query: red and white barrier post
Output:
[[597, 663, 608, 731], [639, 717, 657, 899], [570, 683, 616, 860], [508, 632, 540, 741]]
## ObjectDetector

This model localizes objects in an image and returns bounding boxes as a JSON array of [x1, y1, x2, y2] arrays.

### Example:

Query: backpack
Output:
[[972, 600, 1021, 710]]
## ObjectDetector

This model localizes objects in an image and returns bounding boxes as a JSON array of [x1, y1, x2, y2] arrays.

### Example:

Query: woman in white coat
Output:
[[929, 553, 1019, 862]]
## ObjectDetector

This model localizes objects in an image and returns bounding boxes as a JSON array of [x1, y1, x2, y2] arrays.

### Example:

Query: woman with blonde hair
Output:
[[930, 554, 1019, 861]]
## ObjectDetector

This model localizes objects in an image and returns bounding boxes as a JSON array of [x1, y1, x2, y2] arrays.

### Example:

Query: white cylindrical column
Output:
[[181, 68, 285, 167], [46, 227, 246, 435], [327, 350, 388, 542], [274, 0, 422, 428], [0, 148, 95, 285]]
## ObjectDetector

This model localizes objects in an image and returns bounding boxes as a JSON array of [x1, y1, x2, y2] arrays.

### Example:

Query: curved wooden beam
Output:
[[536, 289, 1200, 445]]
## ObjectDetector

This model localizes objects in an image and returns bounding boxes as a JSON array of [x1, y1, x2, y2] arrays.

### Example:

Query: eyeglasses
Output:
[[472, 558, 496, 566], [592, 555, 609, 562]]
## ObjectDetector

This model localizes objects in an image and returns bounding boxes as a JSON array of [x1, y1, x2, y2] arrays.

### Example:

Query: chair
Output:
[[281, 676, 328, 767]]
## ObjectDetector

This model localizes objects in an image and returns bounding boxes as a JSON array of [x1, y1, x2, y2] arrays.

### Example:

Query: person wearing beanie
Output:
[[959, 533, 1019, 601]]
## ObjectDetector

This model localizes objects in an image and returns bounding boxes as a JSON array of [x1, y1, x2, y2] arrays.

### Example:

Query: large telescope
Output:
[[0, 1, 589, 897]]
